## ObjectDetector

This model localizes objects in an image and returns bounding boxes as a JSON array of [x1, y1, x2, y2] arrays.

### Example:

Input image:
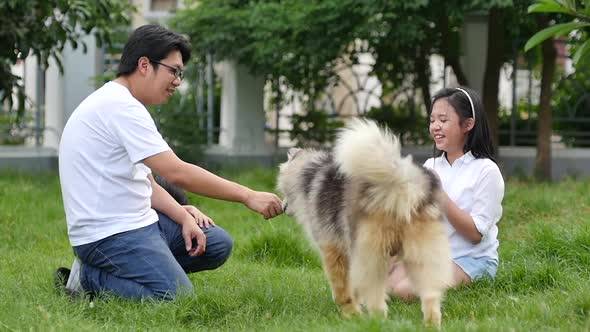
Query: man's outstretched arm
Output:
[[143, 151, 283, 219]]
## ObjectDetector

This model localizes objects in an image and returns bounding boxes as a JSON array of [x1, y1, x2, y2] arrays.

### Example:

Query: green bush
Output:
[[497, 61, 590, 148], [148, 63, 222, 164], [289, 110, 345, 148], [553, 60, 590, 147], [365, 102, 430, 146], [498, 103, 539, 147], [149, 92, 208, 164], [0, 112, 26, 145]]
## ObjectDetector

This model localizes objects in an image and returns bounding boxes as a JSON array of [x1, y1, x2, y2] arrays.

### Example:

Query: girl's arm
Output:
[[444, 166, 505, 244], [443, 193, 482, 244]]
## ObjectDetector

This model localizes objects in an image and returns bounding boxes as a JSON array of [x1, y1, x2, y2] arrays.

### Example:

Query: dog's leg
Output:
[[349, 218, 392, 317], [320, 243, 360, 317], [401, 220, 452, 328], [421, 295, 442, 328]]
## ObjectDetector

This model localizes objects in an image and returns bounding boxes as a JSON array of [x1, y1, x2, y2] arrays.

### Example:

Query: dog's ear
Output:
[[287, 148, 302, 160]]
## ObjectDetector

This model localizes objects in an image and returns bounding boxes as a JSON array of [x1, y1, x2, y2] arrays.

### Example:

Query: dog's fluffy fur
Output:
[[153, 173, 188, 205], [277, 119, 452, 327]]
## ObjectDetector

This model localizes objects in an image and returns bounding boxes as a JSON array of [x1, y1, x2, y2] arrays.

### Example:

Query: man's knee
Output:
[[210, 227, 233, 269], [154, 276, 194, 300], [182, 227, 234, 273]]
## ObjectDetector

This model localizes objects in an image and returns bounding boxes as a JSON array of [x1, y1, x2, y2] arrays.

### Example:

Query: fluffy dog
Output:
[[276, 119, 452, 327]]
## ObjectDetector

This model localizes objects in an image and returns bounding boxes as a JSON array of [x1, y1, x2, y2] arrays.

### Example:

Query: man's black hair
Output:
[[117, 24, 191, 77]]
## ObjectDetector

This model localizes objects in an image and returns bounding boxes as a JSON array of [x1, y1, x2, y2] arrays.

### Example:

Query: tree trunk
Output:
[[440, 12, 469, 86], [446, 58, 469, 86], [535, 15, 557, 181], [482, 7, 505, 149], [415, 42, 432, 112]]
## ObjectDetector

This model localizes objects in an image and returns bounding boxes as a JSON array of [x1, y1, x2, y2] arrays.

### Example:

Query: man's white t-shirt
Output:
[[424, 151, 504, 261], [59, 81, 171, 246]]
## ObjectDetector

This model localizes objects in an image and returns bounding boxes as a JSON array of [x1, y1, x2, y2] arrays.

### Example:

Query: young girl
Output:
[[388, 86, 504, 301]]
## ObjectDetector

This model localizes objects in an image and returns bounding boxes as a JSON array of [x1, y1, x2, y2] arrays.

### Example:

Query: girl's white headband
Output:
[[455, 87, 475, 121]]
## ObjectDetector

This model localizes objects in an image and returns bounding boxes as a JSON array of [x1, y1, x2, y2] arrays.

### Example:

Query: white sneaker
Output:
[[65, 258, 83, 293]]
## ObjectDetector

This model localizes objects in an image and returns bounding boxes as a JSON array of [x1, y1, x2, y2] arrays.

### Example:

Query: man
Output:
[[56, 24, 283, 300]]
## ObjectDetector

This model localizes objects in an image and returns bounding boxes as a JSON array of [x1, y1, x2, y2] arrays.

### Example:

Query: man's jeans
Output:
[[73, 212, 233, 300]]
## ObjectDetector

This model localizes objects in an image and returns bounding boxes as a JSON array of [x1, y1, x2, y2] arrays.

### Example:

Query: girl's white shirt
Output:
[[424, 151, 504, 261]]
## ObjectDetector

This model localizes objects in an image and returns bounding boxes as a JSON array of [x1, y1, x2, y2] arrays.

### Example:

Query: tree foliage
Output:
[[173, 1, 540, 111], [525, 0, 590, 65], [523, 0, 590, 181], [173, 0, 387, 95], [173, 0, 580, 161], [0, 0, 135, 112], [175, 2, 524, 85]]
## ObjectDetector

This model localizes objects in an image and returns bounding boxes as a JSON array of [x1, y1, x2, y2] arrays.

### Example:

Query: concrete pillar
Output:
[[62, 34, 99, 124], [23, 56, 38, 109], [44, 32, 98, 150], [44, 57, 65, 149], [217, 60, 272, 155], [23, 55, 42, 147], [461, 11, 488, 95]]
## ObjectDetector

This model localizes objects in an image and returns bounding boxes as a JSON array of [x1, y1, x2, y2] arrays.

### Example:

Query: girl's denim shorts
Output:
[[454, 255, 498, 281]]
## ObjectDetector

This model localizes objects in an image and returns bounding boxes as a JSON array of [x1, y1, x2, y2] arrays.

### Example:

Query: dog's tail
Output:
[[333, 119, 433, 222]]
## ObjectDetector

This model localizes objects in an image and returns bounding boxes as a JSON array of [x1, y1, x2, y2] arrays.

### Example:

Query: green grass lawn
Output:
[[1, 168, 589, 331]]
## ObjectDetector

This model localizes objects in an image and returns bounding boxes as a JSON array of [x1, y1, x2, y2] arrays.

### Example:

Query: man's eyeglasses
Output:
[[149, 58, 184, 80]]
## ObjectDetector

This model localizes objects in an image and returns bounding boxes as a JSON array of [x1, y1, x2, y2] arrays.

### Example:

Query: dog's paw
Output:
[[340, 302, 362, 318], [421, 296, 442, 328], [366, 301, 388, 318], [423, 308, 441, 329]]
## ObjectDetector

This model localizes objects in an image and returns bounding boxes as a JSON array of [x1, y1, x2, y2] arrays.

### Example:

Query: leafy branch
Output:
[[525, 0, 590, 65]]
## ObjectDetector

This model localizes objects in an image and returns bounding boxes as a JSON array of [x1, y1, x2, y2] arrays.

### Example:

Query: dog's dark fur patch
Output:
[[316, 163, 346, 237], [153, 174, 188, 205]]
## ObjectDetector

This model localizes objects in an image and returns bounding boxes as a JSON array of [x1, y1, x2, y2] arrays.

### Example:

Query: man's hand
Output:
[[181, 217, 206, 256], [183, 205, 215, 228], [244, 190, 283, 219]]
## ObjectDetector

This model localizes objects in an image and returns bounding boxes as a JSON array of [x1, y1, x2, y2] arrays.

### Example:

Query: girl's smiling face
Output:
[[429, 98, 473, 163]]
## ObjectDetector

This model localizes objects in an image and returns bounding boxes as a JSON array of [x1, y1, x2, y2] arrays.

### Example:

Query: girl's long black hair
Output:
[[429, 86, 497, 164]]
